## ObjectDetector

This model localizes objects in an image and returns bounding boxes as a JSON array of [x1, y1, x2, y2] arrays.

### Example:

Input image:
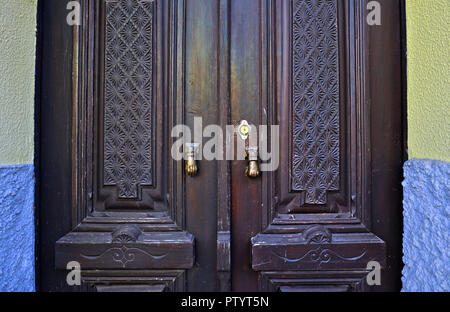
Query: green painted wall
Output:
[[406, 0, 450, 162], [0, 0, 37, 166]]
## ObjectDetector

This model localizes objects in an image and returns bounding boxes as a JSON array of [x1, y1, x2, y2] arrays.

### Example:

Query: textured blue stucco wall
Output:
[[0, 164, 35, 292], [402, 159, 450, 292]]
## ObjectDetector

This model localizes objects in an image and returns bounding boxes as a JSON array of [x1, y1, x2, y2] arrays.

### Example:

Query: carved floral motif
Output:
[[81, 245, 167, 268], [112, 225, 143, 242], [302, 224, 332, 244], [274, 247, 366, 268]]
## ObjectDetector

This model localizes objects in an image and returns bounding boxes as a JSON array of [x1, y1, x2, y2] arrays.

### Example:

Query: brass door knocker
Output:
[[185, 143, 199, 176], [238, 120, 260, 178], [245, 146, 260, 178]]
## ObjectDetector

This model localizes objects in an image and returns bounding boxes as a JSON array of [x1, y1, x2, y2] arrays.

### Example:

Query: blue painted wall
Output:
[[0, 0, 37, 292], [0, 164, 35, 292], [402, 159, 450, 291]]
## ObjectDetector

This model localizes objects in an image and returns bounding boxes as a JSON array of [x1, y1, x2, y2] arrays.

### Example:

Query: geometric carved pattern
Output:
[[104, 0, 154, 199], [291, 0, 340, 204]]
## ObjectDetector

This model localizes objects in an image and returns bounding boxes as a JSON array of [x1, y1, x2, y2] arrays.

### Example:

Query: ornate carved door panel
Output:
[[231, 0, 403, 292], [40, 0, 224, 292], [53, 0, 196, 291], [38, 0, 403, 292]]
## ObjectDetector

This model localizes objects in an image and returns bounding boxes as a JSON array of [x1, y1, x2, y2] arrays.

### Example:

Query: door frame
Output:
[[35, 0, 407, 292]]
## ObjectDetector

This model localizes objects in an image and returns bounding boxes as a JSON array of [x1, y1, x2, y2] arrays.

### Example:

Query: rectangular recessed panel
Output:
[[291, 0, 340, 205], [104, 0, 154, 199]]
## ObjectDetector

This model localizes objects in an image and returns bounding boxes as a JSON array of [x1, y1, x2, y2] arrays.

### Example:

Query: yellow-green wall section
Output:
[[406, 0, 450, 162], [0, 0, 37, 165]]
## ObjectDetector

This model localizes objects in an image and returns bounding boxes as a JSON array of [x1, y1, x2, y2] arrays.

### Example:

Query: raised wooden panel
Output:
[[280, 0, 347, 215], [82, 270, 186, 292], [291, 0, 340, 205], [95, 284, 167, 292], [56, 231, 194, 270], [259, 271, 370, 292], [252, 232, 385, 271], [259, 0, 369, 232], [71, 0, 187, 230], [95, 0, 162, 211], [279, 285, 349, 292], [103, 0, 155, 200]]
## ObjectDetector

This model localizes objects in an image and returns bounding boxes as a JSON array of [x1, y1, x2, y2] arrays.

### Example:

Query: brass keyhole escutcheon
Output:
[[238, 120, 251, 141], [240, 125, 249, 136]]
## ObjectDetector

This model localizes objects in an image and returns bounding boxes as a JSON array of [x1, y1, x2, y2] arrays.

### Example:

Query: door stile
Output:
[[230, 0, 265, 291], [216, 0, 232, 292]]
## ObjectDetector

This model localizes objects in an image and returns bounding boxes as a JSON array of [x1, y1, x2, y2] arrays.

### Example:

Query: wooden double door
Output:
[[38, 0, 404, 292]]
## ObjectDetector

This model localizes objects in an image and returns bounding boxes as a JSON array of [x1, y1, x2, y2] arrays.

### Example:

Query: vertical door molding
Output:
[[216, 0, 232, 292]]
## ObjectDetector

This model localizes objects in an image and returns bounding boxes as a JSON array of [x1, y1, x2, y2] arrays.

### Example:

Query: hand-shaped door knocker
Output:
[[245, 146, 260, 178], [185, 143, 199, 177], [238, 120, 260, 179]]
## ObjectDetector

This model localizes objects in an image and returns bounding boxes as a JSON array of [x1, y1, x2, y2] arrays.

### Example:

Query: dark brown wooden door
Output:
[[38, 0, 404, 292]]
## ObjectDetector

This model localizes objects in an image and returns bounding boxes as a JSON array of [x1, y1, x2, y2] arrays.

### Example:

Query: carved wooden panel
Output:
[[259, 271, 370, 292], [252, 0, 385, 241], [104, 0, 155, 199], [252, 232, 385, 271], [56, 231, 194, 270], [291, 0, 340, 205], [258, 0, 357, 229], [90, 0, 180, 214], [61, 0, 189, 242], [82, 270, 186, 292]]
